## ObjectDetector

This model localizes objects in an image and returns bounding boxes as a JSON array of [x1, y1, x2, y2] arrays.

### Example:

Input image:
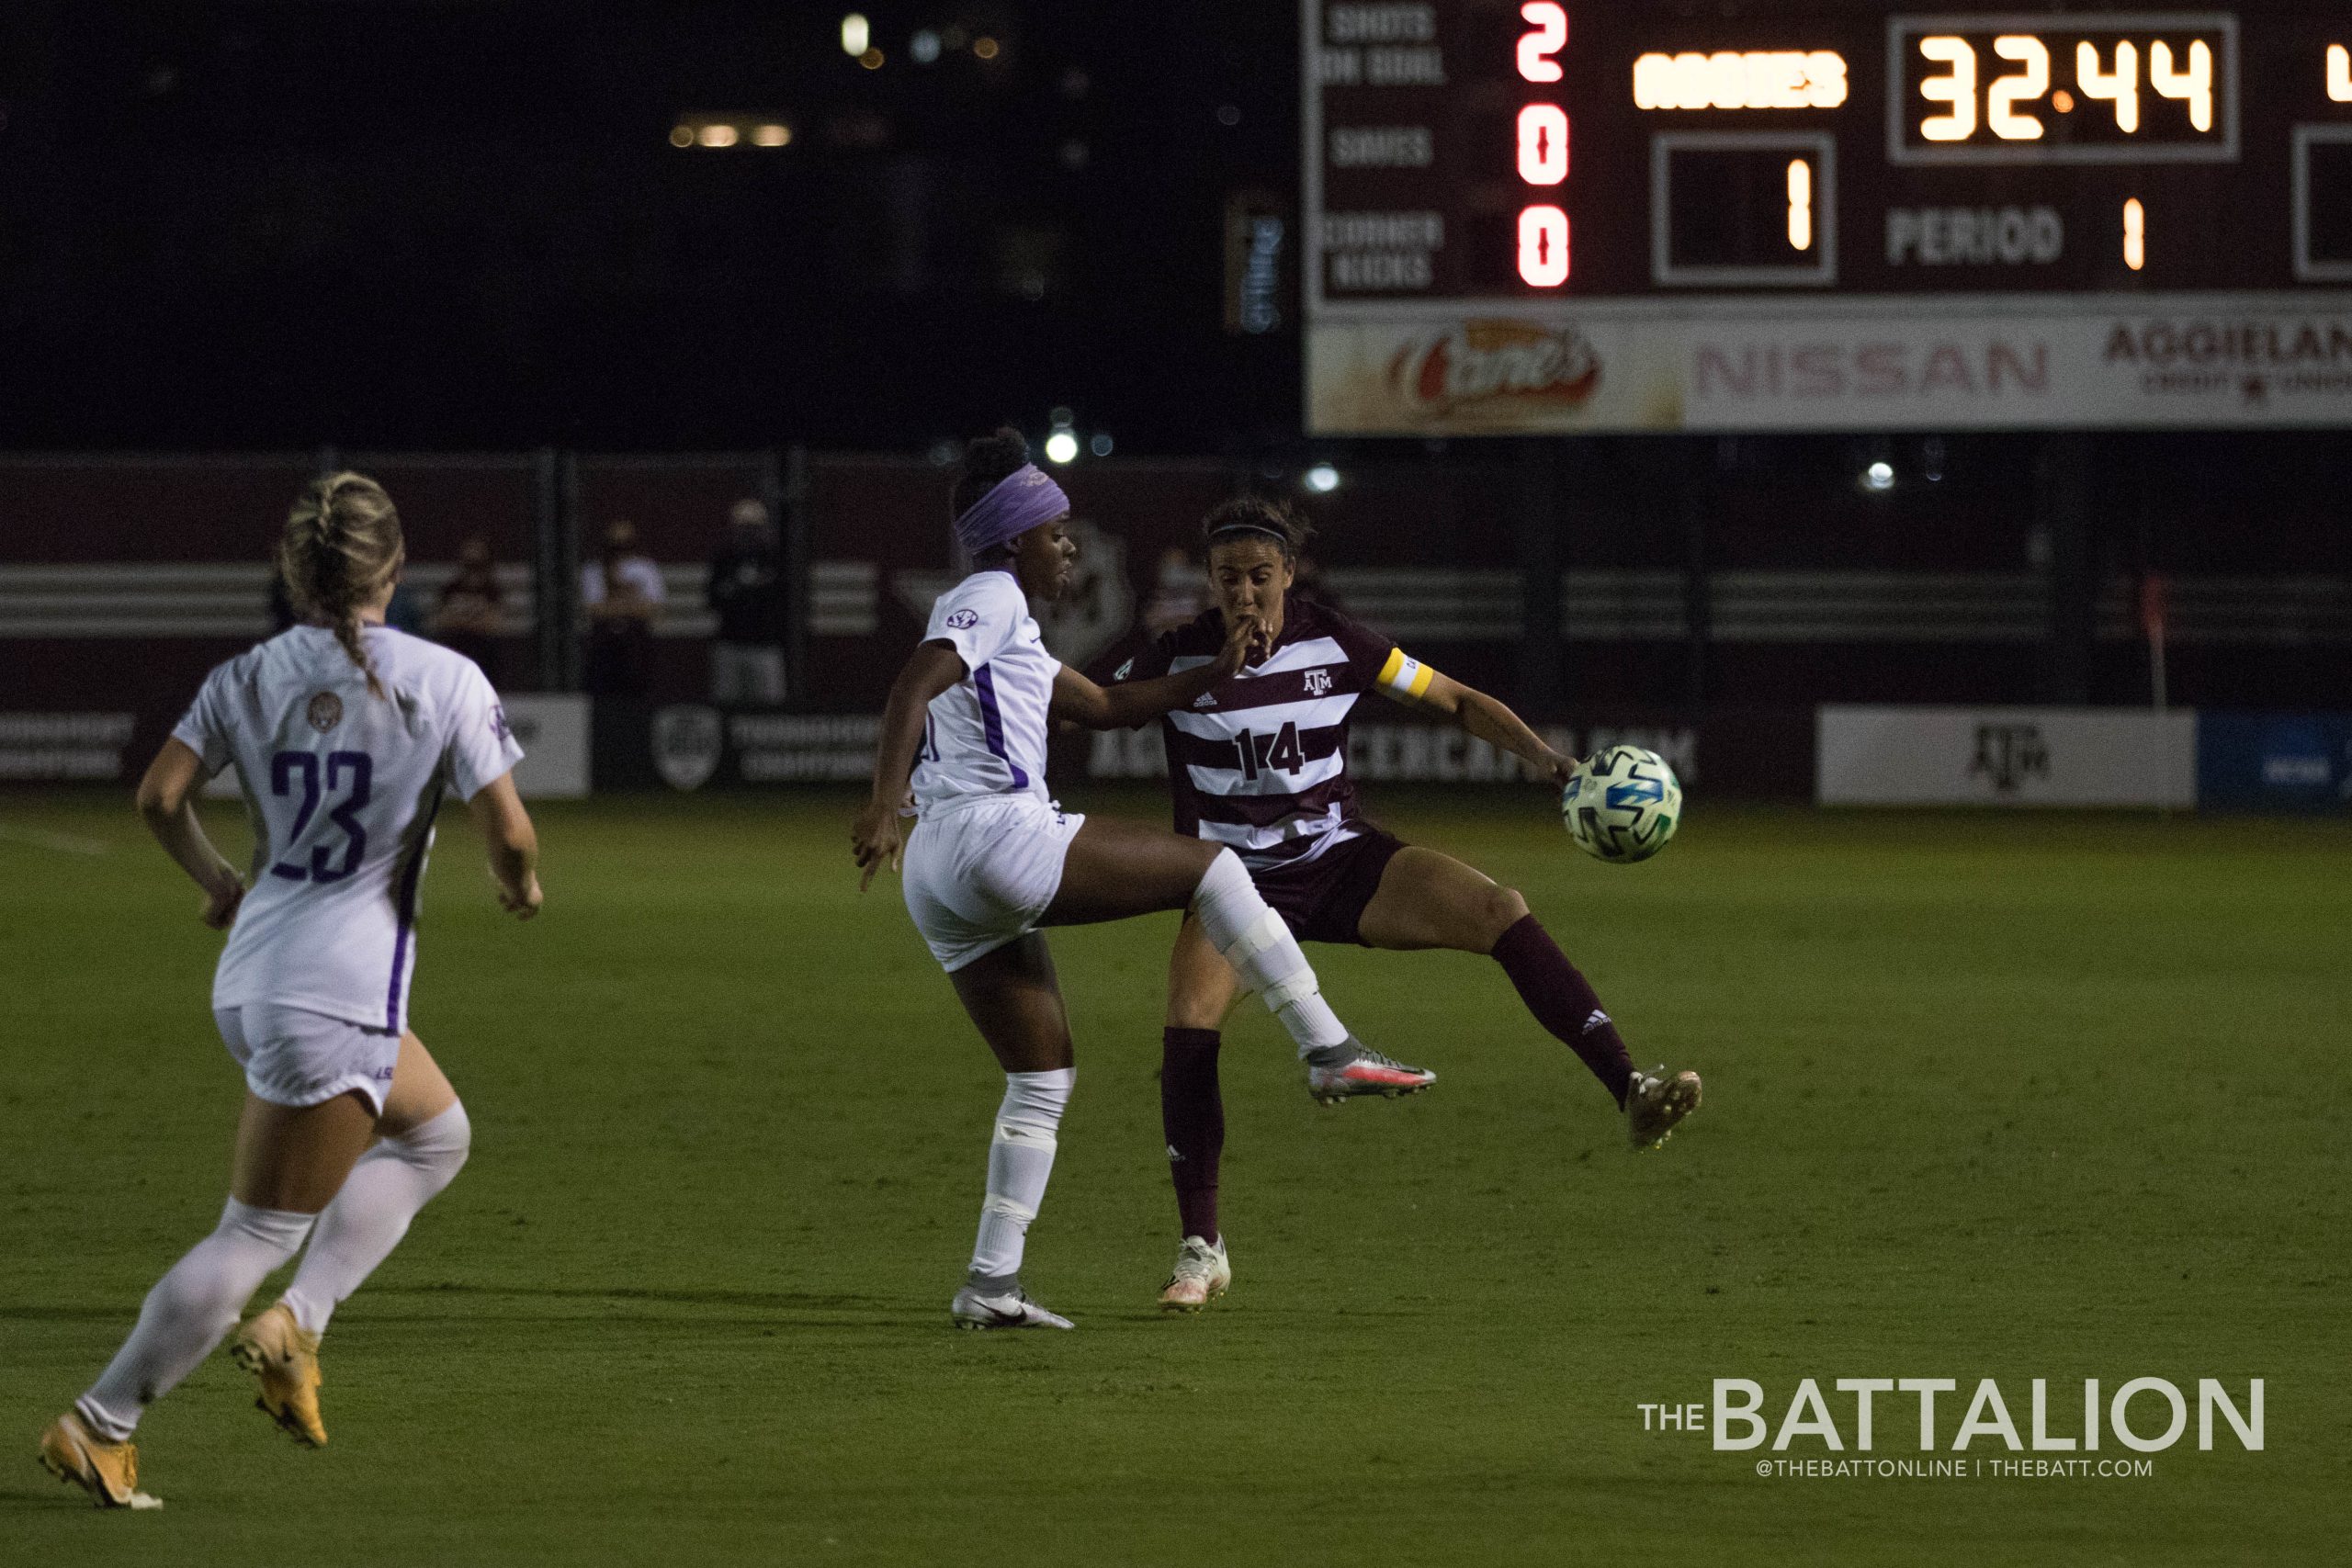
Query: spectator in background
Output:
[[434, 536, 505, 684], [706, 498, 786, 705], [270, 552, 425, 635], [386, 579, 427, 637], [1290, 550, 1342, 614], [1142, 546, 1207, 636], [583, 519, 663, 696]]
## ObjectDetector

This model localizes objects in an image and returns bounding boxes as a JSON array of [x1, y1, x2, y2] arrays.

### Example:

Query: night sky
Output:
[[0, 1, 1301, 452]]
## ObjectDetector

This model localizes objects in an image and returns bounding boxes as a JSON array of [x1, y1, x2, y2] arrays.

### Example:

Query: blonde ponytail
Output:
[[279, 471, 403, 699]]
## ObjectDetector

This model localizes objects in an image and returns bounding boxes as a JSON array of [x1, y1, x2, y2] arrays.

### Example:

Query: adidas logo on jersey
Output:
[[1193, 693, 1216, 707]]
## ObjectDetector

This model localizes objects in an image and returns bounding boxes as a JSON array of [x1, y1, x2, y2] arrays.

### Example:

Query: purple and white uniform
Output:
[[901, 570, 1086, 972], [174, 625, 522, 1108]]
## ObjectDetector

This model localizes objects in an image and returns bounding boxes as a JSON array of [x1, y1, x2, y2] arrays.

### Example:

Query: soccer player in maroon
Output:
[[1119, 498, 1702, 1311]]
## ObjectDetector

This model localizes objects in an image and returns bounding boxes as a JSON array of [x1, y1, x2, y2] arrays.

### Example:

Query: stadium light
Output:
[[912, 29, 942, 63], [841, 14, 869, 56], [1089, 433, 1114, 457], [1044, 431, 1080, 465], [1305, 463, 1341, 493], [1862, 459, 1894, 491]]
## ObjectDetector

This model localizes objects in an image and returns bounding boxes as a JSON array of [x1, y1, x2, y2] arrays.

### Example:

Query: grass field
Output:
[[3, 786, 2346, 1566]]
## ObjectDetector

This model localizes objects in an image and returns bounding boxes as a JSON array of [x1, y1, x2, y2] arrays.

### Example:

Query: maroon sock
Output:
[[1491, 913, 1635, 1107], [1159, 1027, 1225, 1244]]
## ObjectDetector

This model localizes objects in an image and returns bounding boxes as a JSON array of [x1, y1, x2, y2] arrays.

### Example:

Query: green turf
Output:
[[2, 786, 2346, 1565]]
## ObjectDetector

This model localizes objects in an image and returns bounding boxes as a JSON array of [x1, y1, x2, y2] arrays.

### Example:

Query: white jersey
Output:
[[912, 569, 1059, 815], [172, 625, 525, 1033]]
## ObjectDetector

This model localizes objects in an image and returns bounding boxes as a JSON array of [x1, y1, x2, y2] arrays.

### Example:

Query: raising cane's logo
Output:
[[1387, 319, 1602, 416]]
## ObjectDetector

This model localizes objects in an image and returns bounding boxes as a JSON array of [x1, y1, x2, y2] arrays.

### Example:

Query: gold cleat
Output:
[[231, 1303, 327, 1447], [1626, 1066, 1703, 1151], [39, 1410, 161, 1509]]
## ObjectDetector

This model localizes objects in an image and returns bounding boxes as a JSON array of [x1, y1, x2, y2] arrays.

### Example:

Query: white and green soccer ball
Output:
[[1561, 745, 1682, 863]]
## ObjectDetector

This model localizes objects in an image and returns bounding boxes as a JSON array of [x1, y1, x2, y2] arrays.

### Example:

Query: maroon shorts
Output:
[[1251, 825, 1408, 946]]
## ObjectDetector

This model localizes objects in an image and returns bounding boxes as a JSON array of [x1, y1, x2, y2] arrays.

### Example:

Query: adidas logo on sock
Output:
[[1581, 1008, 1611, 1033], [1167, 1145, 1187, 1163]]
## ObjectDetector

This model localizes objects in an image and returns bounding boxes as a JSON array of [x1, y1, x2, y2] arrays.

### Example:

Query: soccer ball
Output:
[[1561, 746, 1681, 863]]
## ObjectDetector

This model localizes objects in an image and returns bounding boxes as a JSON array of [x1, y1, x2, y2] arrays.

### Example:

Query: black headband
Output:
[[1207, 523, 1290, 549]]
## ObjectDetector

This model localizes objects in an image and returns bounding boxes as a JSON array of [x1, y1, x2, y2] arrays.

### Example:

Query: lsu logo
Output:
[[1304, 669, 1333, 697], [944, 609, 980, 630]]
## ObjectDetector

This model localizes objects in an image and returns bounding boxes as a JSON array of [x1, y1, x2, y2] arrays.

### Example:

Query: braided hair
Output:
[[278, 472, 403, 699]]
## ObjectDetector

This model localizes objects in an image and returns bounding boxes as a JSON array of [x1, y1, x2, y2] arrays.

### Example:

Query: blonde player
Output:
[[851, 432, 1430, 1331], [38, 473, 540, 1509]]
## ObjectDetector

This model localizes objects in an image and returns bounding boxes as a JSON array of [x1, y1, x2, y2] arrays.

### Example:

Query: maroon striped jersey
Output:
[[1115, 596, 1433, 873]]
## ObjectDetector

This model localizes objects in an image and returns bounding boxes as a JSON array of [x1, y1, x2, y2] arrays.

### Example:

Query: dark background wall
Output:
[[0, 0, 1300, 453]]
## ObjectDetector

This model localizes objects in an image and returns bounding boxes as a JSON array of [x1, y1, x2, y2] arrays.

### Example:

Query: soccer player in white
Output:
[[39, 474, 542, 1509], [851, 432, 1430, 1331]]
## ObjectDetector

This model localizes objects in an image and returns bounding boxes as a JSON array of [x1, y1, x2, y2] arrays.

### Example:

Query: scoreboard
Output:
[[1303, 3, 2352, 433]]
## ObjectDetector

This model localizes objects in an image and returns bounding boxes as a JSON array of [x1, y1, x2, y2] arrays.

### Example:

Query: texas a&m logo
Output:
[[1970, 723, 2050, 793], [1304, 669, 1334, 697]]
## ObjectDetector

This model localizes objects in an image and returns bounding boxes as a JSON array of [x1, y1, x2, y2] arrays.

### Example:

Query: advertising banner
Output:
[[593, 705, 884, 791], [1308, 299, 2352, 434], [1816, 706, 2197, 807], [502, 695, 591, 799], [590, 708, 1818, 798], [2196, 713, 2352, 812]]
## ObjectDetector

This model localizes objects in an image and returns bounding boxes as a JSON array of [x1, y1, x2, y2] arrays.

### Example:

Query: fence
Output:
[[4, 446, 2349, 798]]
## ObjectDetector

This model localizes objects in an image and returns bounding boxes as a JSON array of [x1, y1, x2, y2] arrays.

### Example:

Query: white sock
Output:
[[78, 1198, 314, 1440], [1188, 849, 1350, 1055], [280, 1102, 471, 1337], [967, 1068, 1074, 1288]]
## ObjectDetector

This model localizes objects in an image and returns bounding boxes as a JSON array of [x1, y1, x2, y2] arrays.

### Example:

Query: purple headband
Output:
[[953, 464, 1069, 557]]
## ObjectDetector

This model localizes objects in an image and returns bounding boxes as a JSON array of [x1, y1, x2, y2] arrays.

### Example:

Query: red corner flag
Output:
[[2138, 572, 2168, 642], [2140, 571, 2169, 710]]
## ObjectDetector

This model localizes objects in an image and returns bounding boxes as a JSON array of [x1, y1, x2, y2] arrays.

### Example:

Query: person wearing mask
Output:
[[706, 499, 786, 705], [433, 537, 504, 685], [582, 521, 663, 696]]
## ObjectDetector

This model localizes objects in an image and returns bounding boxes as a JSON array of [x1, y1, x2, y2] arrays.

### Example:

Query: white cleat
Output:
[[1306, 1043, 1436, 1106], [950, 1284, 1074, 1331], [1157, 1235, 1232, 1313], [1626, 1065, 1702, 1151]]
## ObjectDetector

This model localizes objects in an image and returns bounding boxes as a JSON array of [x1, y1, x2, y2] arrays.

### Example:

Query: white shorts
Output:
[[215, 1003, 401, 1113], [901, 795, 1087, 971]]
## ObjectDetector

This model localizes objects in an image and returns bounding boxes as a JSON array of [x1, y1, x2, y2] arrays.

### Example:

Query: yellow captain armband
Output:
[[1375, 647, 1437, 701]]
